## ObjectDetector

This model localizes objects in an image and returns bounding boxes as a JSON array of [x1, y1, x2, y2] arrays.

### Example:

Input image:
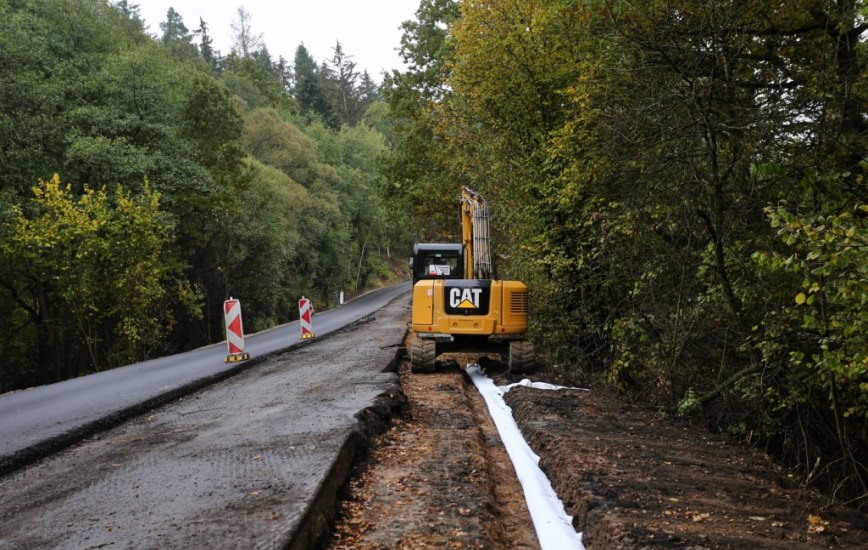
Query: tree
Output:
[[196, 17, 218, 71], [1, 175, 175, 380], [111, 0, 146, 34], [358, 70, 380, 106], [242, 107, 321, 186], [0, 0, 137, 195], [160, 7, 198, 60], [435, 0, 867, 504], [327, 41, 361, 125], [293, 44, 338, 127], [275, 55, 292, 92], [0, 0, 405, 395], [381, 0, 461, 241], [230, 7, 263, 58]]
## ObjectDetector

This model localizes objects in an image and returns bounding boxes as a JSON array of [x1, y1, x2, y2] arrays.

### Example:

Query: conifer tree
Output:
[[159, 7, 197, 60], [293, 44, 337, 127], [196, 17, 217, 71]]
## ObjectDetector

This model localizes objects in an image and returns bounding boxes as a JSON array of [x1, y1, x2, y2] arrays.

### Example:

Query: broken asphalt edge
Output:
[[284, 341, 409, 550], [0, 294, 409, 479]]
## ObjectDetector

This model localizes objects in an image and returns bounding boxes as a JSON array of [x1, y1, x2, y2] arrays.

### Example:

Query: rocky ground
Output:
[[327, 337, 868, 549]]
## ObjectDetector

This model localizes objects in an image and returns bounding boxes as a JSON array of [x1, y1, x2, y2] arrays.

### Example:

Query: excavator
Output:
[[409, 186, 535, 373]]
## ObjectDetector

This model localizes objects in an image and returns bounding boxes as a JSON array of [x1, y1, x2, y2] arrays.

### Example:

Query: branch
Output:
[[0, 276, 37, 318], [696, 363, 764, 408]]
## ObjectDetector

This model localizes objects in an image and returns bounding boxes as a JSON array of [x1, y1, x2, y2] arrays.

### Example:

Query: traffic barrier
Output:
[[299, 296, 315, 339], [224, 297, 250, 362]]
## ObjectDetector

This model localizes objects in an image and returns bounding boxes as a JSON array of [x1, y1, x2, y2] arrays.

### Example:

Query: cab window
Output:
[[415, 251, 461, 282]]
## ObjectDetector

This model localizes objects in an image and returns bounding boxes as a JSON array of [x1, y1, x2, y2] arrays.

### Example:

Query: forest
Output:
[[0, 0, 865, 509], [385, 0, 866, 507], [0, 0, 409, 390]]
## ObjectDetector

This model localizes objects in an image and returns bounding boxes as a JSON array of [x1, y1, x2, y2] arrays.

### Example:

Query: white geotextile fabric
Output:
[[501, 378, 590, 394], [466, 365, 585, 550]]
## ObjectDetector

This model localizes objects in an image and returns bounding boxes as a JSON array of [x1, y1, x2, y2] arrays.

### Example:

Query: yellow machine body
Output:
[[409, 186, 535, 373], [411, 279, 528, 336]]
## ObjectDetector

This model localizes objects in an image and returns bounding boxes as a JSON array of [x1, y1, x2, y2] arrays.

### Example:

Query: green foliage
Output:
[[678, 388, 702, 417], [160, 7, 198, 61], [293, 44, 339, 128], [220, 160, 307, 331], [1, 175, 175, 378], [760, 199, 868, 418], [0, 0, 405, 392], [381, 0, 462, 241], [388, 0, 867, 503], [242, 108, 321, 186], [222, 54, 293, 111]]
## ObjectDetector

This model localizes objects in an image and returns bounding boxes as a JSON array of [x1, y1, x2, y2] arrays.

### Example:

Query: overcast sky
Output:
[[136, 1, 420, 80]]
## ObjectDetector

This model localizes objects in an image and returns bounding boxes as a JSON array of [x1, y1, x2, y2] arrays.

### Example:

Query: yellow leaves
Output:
[[806, 514, 829, 535], [794, 292, 806, 305], [7, 173, 174, 368]]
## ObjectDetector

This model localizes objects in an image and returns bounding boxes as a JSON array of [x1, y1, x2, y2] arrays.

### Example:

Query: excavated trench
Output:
[[326, 341, 540, 549], [327, 358, 539, 549]]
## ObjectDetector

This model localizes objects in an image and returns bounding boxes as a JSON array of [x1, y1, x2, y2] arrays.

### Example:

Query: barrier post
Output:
[[224, 297, 250, 362], [299, 296, 315, 339]]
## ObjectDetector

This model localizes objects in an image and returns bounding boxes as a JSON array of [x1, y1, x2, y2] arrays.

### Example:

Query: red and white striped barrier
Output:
[[224, 297, 250, 362], [299, 296, 315, 340]]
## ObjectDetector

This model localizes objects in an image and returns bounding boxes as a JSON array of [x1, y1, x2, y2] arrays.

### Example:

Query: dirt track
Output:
[[329, 344, 868, 549], [505, 384, 868, 549]]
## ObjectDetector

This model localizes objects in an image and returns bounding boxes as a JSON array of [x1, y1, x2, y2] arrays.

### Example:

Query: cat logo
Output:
[[450, 287, 482, 310]]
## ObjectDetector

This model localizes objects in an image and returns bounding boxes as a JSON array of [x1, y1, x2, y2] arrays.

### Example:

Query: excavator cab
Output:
[[411, 243, 464, 284]]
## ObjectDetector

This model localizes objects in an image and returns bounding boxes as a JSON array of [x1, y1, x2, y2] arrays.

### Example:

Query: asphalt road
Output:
[[0, 282, 411, 473], [0, 290, 410, 549]]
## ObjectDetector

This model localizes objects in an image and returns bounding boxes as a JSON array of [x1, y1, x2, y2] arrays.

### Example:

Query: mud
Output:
[[503, 383, 868, 549]]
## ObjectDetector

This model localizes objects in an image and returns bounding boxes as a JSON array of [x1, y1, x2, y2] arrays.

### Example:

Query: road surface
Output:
[[0, 289, 410, 549], [0, 282, 411, 474]]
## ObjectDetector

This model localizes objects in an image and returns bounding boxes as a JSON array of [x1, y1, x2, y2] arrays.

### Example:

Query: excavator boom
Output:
[[460, 187, 493, 280]]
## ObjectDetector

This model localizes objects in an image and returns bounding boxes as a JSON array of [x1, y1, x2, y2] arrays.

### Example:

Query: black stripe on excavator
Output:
[[444, 280, 491, 316]]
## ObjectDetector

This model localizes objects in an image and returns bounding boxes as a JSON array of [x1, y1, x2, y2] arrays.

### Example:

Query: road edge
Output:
[[284, 339, 409, 550]]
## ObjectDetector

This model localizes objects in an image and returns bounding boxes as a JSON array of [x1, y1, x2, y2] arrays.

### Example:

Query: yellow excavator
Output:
[[409, 186, 535, 373]]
